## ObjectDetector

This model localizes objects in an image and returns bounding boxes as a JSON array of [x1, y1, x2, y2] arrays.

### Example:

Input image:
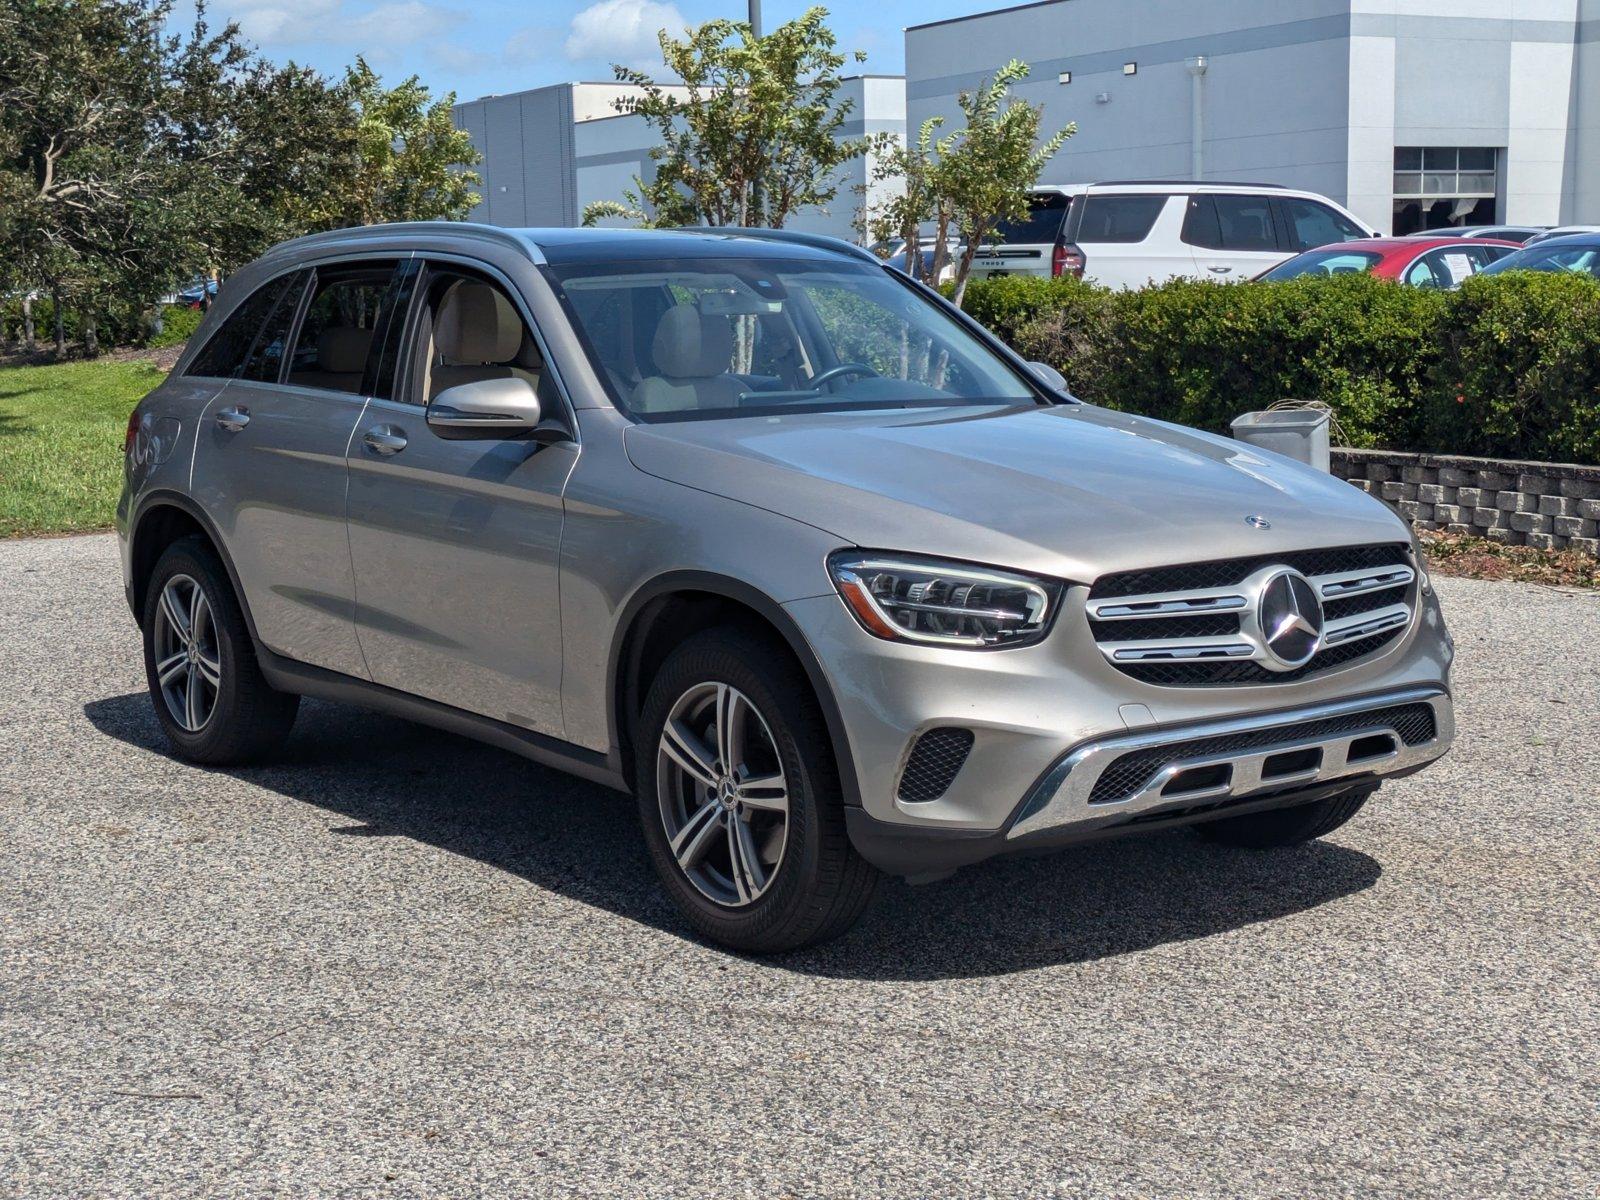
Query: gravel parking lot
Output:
[[2, 532, 1597, 1199]]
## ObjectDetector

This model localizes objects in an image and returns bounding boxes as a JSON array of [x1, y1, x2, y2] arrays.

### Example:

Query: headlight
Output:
[[827, 552, 1063, 648]]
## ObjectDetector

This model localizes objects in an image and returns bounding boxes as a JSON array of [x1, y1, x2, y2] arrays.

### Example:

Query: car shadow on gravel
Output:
[[85, 691, 1382, 982]]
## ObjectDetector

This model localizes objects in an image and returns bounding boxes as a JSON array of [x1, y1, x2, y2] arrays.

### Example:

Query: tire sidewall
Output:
[[635, 632, 831, 947]]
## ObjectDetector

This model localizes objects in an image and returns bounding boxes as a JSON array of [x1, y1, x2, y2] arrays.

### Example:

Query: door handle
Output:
[[215, 406, 250, 431], [363, 426, 408, 456], [1207, 265, 1234, 274]]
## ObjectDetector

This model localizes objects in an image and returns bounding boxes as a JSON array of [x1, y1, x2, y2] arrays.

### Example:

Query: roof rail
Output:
[[675, 226, 881, 265], [260, 221, 538, 262], [1085, 179, 1290, 189]]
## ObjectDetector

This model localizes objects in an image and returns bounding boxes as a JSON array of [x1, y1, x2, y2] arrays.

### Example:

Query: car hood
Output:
[[623, 404, 1409, 584]]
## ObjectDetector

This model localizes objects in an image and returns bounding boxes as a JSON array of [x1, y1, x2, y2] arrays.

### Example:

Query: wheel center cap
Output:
[[717, 778, 738, 808]]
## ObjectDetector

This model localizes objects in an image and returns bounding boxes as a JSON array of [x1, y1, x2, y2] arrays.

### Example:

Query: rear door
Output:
[[1073, 192, 1189, 287], [189, 259, 403, 678], [344, 258, 577, 737], [1182, 193, 1286, 281]]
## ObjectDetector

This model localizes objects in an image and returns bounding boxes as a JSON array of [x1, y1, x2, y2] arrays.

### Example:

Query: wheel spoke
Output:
[[188, 587, 207, 645], [183, 664, 206, 730], [193, 649, 222, 688], [670, 801, 725, 870], [734, 770, 788, 813], [727, 815, 767, 903], [715, 684, 745, 775], [663, 719, 719, 788], [156, 650, 189, 688], [159, 583, 191, 644]]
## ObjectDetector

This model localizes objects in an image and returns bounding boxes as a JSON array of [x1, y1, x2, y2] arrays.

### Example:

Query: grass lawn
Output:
[[0, 360, 165, 537]]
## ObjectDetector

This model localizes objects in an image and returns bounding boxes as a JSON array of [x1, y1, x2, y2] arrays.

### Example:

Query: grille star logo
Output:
[[1257, 569, 1323, 669]]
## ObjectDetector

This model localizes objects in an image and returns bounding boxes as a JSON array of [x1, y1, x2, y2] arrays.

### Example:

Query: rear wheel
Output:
[[141, 536, 299, 765], [1195, 785, 1375, 849], [635, 628, 878, 953]]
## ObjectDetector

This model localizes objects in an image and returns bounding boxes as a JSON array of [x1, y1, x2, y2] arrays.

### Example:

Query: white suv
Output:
[[969, 182, 1375, 289]]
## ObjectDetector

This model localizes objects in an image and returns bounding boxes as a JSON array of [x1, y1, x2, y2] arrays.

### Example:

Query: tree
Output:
[[582, 6, 869, 229], [859, 60, 1073, 307], [335, 57, 481, 228]]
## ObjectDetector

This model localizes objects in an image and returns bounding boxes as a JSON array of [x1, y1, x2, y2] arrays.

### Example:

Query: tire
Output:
[[141, 534, 299, 765], [635, 627, 879, 953], [1195, 784, 1375, 849]]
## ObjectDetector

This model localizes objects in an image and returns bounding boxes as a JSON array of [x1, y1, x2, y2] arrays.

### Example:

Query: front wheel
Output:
[[1195, 785, 1375, 849], [635, 628, 878, 953]]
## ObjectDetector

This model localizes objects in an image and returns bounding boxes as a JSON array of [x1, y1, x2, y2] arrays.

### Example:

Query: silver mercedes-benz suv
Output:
[[117, 223, 1454, 952]]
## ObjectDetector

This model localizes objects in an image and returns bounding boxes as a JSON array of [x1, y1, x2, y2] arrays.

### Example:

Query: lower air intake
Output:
[[898, 728, 975, 803]]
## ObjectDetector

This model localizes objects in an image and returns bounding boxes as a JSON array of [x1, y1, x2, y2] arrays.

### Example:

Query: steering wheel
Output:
[[807, 363, 880, 390]]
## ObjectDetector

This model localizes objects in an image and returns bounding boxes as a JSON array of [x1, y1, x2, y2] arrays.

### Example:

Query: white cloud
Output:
[[564, 0, 686, 70], [224, 0, 459, 50]]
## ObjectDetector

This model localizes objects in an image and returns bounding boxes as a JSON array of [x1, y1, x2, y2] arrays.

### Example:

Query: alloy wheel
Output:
[[152, 574, 221, 733], [656, 681, 790, 907]]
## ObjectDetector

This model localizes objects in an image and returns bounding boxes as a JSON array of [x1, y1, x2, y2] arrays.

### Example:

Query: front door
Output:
[[344, 262, 576, 738]]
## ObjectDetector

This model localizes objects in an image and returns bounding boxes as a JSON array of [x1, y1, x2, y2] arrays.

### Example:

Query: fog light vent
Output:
[[898, 728, 975, 803]]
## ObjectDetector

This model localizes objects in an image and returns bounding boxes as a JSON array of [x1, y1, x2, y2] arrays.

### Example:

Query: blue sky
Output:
[[180, 0, 1000, 104]]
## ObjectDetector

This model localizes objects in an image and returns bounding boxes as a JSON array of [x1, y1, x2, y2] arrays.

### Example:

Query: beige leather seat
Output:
[[289, 327, 371, 392], [630, 305, 745, 414], [426, 282, 538, 401]]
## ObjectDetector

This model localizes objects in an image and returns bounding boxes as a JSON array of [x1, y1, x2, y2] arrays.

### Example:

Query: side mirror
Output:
[[427, 376, 551, 441], [1028, 361, 1068, 393]]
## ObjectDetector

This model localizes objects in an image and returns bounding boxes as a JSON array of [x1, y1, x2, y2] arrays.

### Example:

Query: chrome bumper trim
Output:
[[1008, 685, 1454, 840]]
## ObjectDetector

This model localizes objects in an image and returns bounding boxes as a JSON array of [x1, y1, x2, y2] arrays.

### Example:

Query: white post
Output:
[[1187, 56, 1208, 180]]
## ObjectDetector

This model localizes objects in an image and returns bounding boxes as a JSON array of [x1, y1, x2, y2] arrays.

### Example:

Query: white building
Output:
[[904, 0, 1600, 234], [453, 77, 906, 242]]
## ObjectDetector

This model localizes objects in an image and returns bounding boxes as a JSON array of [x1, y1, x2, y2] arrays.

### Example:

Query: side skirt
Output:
[[257, 647, 629, 793]]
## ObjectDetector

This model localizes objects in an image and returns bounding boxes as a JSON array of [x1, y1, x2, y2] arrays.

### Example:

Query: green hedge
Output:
[[960, 270, 1600, 464]]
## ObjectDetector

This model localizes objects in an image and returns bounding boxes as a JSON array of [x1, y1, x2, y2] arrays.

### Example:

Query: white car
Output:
[[968, 181, 1375, 289]]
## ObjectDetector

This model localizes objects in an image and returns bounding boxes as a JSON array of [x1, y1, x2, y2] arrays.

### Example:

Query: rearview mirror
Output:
[[1028, 361, 1068, 393], [427, 377, 546, 441]]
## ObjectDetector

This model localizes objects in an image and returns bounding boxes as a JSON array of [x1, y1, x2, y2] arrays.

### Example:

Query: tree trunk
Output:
[[52, 284, 65, 357], [948, 241, 982, 310], [84, 314, 98, 358], [22, 295, 35, 351]]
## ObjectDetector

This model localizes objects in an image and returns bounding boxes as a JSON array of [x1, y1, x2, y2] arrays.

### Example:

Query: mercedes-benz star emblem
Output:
[[1257, 568, 1323, 669], [1245, 514, 1271, 529]]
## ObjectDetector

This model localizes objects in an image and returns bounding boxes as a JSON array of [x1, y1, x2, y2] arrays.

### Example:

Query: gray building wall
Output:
[[456, 85, 577, 227], [905, 0, 1600, 233]]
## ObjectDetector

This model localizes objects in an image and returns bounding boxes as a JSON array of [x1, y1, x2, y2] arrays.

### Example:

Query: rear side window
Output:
[[1075, 195, 1166, 243], [187, 274, 297, 379], [1278, 197, 1366, 251], [285, 263, 399, 396], [992, 193, 1073, 245], [1184, 194, 1279, 251], [240, 271, 311, 383]]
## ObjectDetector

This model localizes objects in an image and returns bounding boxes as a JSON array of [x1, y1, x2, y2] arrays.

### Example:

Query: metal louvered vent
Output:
[[1087, 702, 1437, 806], [898, 728, 975, 803], [1087, 543, 1416, 686]]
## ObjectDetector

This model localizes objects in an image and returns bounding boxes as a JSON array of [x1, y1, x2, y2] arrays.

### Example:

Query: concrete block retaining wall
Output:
[[1332, 449, 1600, 557]]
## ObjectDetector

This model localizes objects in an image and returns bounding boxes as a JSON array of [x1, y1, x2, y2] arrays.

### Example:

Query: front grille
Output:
[[1087, 702, 1437, 805], [898, 727, 975, 803], [1087, 542, 1415, 686]]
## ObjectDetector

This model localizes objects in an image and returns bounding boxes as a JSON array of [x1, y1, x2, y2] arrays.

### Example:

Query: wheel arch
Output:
[[608, 571, 861, 808], [128, 492, 258, 641]]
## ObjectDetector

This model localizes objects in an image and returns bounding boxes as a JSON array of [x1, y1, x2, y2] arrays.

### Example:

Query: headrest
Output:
[[436, 282, 522, 364], [317, 327, 372, 374], [651, 304, 733, 379]]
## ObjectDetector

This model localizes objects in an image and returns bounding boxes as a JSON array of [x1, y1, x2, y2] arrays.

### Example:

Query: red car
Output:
[[1257, 237, 1520, 286]]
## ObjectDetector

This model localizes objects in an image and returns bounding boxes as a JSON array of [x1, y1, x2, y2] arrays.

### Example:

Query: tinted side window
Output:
[[285, 263, 398, 396], [1184, 195, 1279, 251], [1075, 195, 1166, 243], [240, 271, 311, 383], [1278, 197, 1365, 251], [187, 275, 295, 379]]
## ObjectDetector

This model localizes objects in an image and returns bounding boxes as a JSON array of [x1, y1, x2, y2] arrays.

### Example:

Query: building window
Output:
[[1392, 147, 1498, 234]]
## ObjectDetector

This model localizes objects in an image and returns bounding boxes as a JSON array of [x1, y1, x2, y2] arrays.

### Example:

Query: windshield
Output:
[[1482, 244, 1600, 277], [1260, 249, 1383, 281], [546, 256, 1042, 421]]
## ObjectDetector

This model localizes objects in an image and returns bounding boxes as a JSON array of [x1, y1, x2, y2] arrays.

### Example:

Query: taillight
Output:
[[124, 408, 141, 455], [1052, 241, 1085, 278]]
